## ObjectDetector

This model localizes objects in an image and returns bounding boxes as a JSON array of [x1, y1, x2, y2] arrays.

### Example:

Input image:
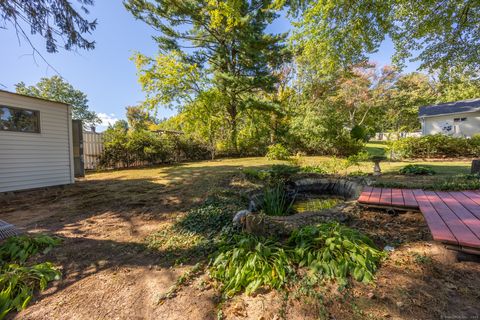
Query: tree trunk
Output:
[[228, 101, 238, 154], [471, 159, 480, 174]]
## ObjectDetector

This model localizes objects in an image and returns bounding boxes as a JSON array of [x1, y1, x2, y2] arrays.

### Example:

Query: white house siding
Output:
[[421, 111, 480, 137], [0, 91, 74, 192]]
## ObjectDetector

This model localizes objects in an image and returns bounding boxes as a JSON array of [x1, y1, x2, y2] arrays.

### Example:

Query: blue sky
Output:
[[0, 1, 418, 131]]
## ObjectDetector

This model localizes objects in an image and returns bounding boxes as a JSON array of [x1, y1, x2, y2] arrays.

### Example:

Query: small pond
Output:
[[291, 195, 344, 213]]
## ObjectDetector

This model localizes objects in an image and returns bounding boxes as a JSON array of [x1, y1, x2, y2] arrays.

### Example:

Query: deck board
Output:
[[402, 189, 418, 208], [413, 189, 458, 245], [449, 192, 480, 220], [379, 188, 392, 205], [436, 191, 480, 240], [358, 186, 480, 252], [369, 188, 382, 204], [391, 188, 405, 207], [357, 186, 373, 203], [424, 191, 480, 248]]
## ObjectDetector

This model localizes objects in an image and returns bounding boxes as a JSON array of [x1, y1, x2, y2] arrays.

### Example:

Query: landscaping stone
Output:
[[232, 209, 251, 226]]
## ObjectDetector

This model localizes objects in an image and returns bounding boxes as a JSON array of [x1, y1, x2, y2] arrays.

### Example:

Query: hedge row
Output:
[[389, 134, 480, 159]]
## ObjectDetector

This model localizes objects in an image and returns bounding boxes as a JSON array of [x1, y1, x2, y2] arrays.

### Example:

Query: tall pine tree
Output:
[[125, 0, 289, 152]]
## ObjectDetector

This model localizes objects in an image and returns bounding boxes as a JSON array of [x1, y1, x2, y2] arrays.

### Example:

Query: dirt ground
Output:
[[0, 159, 479, 320]]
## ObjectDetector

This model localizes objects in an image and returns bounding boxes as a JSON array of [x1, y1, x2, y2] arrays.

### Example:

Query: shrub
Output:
[[266, 144, 291, 160], [350, 125, 368, 142], [210, 234, 293, 297], [99, 126, 211, 168], [399, 164, 436, 175], [288, 222, 385, 285], [301, 165, 327, 174], [389, 134, 480, 159]]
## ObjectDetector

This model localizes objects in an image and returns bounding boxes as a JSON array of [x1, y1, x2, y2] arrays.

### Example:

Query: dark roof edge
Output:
[[0, 89, 70, 107], [418, 109, 480, 118]]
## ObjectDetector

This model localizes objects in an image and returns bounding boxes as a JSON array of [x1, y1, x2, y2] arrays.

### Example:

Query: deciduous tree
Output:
[[15, 76, 101, 129]]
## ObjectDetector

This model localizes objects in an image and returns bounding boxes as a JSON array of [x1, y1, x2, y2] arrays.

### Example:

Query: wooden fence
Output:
[[83, 131, 104, 170]]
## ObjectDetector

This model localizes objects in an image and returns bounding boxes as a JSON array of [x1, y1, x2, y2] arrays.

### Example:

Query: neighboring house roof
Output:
[[419, 98, 480, 118], [0, 89, 69, 107]]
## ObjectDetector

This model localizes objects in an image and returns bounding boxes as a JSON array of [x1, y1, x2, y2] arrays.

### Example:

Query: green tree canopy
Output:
[[0, 0, 96, 53], [125, 0, 290, 151], [290, 0, 480, 77], [15, 76, 101, 129]]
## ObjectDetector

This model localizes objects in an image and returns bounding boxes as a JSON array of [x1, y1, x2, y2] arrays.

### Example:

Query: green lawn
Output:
[[365, 141, 388, 157], [88, 155, 473, 191]]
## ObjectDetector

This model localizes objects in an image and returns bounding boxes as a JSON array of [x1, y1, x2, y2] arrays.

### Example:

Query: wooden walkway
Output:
[[358, 187, 480, 254]]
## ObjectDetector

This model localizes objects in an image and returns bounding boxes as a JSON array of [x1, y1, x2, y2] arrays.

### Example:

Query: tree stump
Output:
[[471, 159, 480, 174]]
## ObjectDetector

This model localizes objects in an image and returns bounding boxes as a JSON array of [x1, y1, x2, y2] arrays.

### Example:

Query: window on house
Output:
[[454, 117, 467, 122], [0, 105, 40, 133]]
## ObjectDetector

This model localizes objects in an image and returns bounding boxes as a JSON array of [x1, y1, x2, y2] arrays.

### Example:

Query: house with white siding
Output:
[[419, 98, 480, 137], [0, 90, 74, 192]]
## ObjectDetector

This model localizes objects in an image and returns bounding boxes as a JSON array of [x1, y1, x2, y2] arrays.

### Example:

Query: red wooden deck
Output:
[[358, 187, 480, 254]]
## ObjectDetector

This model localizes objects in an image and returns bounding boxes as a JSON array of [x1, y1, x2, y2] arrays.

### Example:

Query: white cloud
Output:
[[95, 113, 120, 132], [98, 113, 119, 126]]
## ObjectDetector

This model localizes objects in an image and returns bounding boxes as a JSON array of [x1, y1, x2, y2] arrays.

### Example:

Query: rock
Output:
[[233, 209, 251, 226], [384, 245, 395, 252], [367, 292, 375, 299], [396, 301, 404, 308]]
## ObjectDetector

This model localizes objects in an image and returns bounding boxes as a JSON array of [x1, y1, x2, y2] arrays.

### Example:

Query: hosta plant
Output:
[[210, 234, 293, 297], [0, 234, 61, 264], [288, 222, 385, 286], [0, 262, 60, 318]]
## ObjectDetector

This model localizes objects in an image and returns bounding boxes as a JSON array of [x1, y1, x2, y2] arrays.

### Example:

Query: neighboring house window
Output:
[[454, 117, 467, 122], [0, 105, 40, 133]]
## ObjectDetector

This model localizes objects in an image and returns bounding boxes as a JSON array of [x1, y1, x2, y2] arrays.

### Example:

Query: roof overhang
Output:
[[0, 89, 70, 107], [418, 109, 480, 119]]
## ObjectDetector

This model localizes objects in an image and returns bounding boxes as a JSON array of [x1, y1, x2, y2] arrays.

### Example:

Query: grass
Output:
[[365, 141, 388, 157], [86, 155, 472, 192]]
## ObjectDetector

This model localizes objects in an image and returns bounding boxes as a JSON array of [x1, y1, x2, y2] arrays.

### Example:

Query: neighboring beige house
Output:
[[419, 98, 480, 137], [0, 90, 74, 192]]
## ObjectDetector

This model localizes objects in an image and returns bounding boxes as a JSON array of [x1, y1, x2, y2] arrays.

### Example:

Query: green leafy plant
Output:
[[262, 183, 294, 216], [0, 262, 60, 318], [0, 235, 61, 264], [399, 164, 436, 176], [288, 222, 385, 286], [266, 144, 291, 160], [243, 165, 299, 184], [175, 203, 236, 236], [268, 165, 299, 181], [210, 234, 293, 297], [300, 165, 327, 174], [242, 168, 270, 181]]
